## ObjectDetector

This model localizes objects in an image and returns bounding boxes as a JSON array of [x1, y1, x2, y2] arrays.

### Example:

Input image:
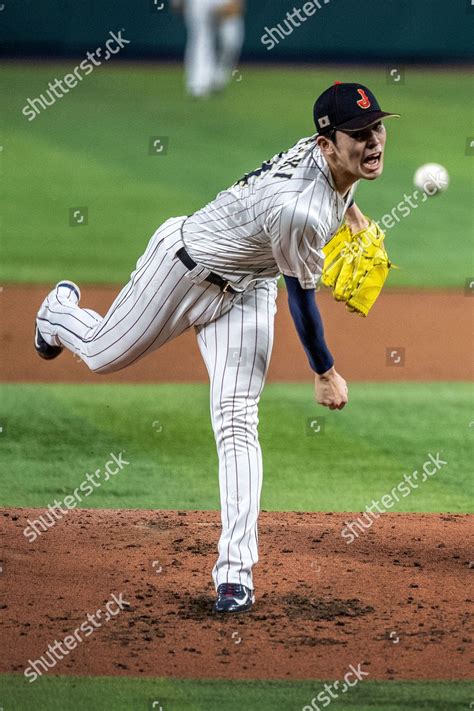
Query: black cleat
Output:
[[213, 583, 255, 614], [34, 325, 63, 360]]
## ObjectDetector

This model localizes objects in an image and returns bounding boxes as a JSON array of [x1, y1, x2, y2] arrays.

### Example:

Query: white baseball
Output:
[[414, 163, 449, 196]]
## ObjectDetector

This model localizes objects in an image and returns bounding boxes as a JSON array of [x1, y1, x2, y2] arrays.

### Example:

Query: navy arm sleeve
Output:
[[283, 275, 334, 375]]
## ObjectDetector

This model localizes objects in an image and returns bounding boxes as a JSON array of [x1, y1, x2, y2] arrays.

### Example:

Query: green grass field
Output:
[[1, 675, 473, 711], [1, 63, 472, 286], [1, 382, 472, 512]]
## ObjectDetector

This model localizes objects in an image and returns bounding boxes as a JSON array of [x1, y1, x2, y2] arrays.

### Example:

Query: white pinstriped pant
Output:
[[37, 217, 277, 590]]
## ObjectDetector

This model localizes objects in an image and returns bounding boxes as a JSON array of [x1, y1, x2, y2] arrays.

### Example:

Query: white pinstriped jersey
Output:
[[182, 136, 358, 290]]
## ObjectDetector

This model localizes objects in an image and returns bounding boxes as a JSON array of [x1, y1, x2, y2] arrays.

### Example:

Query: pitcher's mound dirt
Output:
[[1, 509, 472, 681]]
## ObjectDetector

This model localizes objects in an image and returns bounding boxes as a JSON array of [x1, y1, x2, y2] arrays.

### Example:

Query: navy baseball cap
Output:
[[313, 82, 400, 135]]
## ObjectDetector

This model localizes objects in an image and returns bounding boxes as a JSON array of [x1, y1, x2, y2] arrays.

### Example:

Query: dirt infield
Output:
[[1, 286, 472, 383], [1, 508, 472, 681]]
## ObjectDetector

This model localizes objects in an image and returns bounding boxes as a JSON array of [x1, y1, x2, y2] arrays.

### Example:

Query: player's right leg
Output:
[[213, 0, 245, 91], [195, 278, 278, 609], [35, 217, 234, 374], [183, 0, 216, 97]]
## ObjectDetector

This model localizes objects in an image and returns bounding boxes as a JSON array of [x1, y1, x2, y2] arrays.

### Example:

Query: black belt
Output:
[[176, 246, 237, 294]]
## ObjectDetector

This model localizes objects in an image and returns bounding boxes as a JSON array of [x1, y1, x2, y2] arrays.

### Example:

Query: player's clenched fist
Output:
[[314, 366, 348, 410]]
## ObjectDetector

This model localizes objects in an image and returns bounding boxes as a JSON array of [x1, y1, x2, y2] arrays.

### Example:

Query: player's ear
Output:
[[316, 134, 336, 157]]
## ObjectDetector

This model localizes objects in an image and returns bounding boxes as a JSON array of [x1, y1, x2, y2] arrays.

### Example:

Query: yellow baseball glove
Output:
[[321, 220, 396, 317]]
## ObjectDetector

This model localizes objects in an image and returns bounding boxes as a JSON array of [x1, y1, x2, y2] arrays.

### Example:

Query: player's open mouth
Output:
[[363, 152, 382, 170]]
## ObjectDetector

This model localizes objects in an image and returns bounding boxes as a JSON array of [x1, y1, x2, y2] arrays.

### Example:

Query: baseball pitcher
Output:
[[35, 82, 398, 613]]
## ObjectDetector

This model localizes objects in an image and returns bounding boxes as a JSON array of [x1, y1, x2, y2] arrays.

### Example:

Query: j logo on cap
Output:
[[356, 89, 371, 109]]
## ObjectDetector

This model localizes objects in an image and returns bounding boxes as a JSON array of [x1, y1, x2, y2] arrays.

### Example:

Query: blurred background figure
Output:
[[172, 0, 245, 98]]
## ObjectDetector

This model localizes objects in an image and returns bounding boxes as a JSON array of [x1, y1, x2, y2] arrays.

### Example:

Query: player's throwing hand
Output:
[[314, 366, 348, 410]]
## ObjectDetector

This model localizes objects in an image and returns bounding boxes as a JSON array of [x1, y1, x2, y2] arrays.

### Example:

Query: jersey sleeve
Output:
[[283, 275, 334, 374], [264, 184, 326, 290]]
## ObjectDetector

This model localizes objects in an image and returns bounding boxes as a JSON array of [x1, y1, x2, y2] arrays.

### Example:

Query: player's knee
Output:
[[80, 351, 115, 375], [220, 396, 258, 418], [81, 357, 105, 374], [217, 397, 259, 441]]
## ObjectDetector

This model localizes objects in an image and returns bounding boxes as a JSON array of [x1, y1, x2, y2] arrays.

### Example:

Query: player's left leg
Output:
[[195, 278, 277, 598], [213, 1, 245, 91], [35, 217, 236, 373]]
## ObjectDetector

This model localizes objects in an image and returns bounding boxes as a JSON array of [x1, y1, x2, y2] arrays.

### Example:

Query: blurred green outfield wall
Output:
[[1, 0, 472, 61]]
